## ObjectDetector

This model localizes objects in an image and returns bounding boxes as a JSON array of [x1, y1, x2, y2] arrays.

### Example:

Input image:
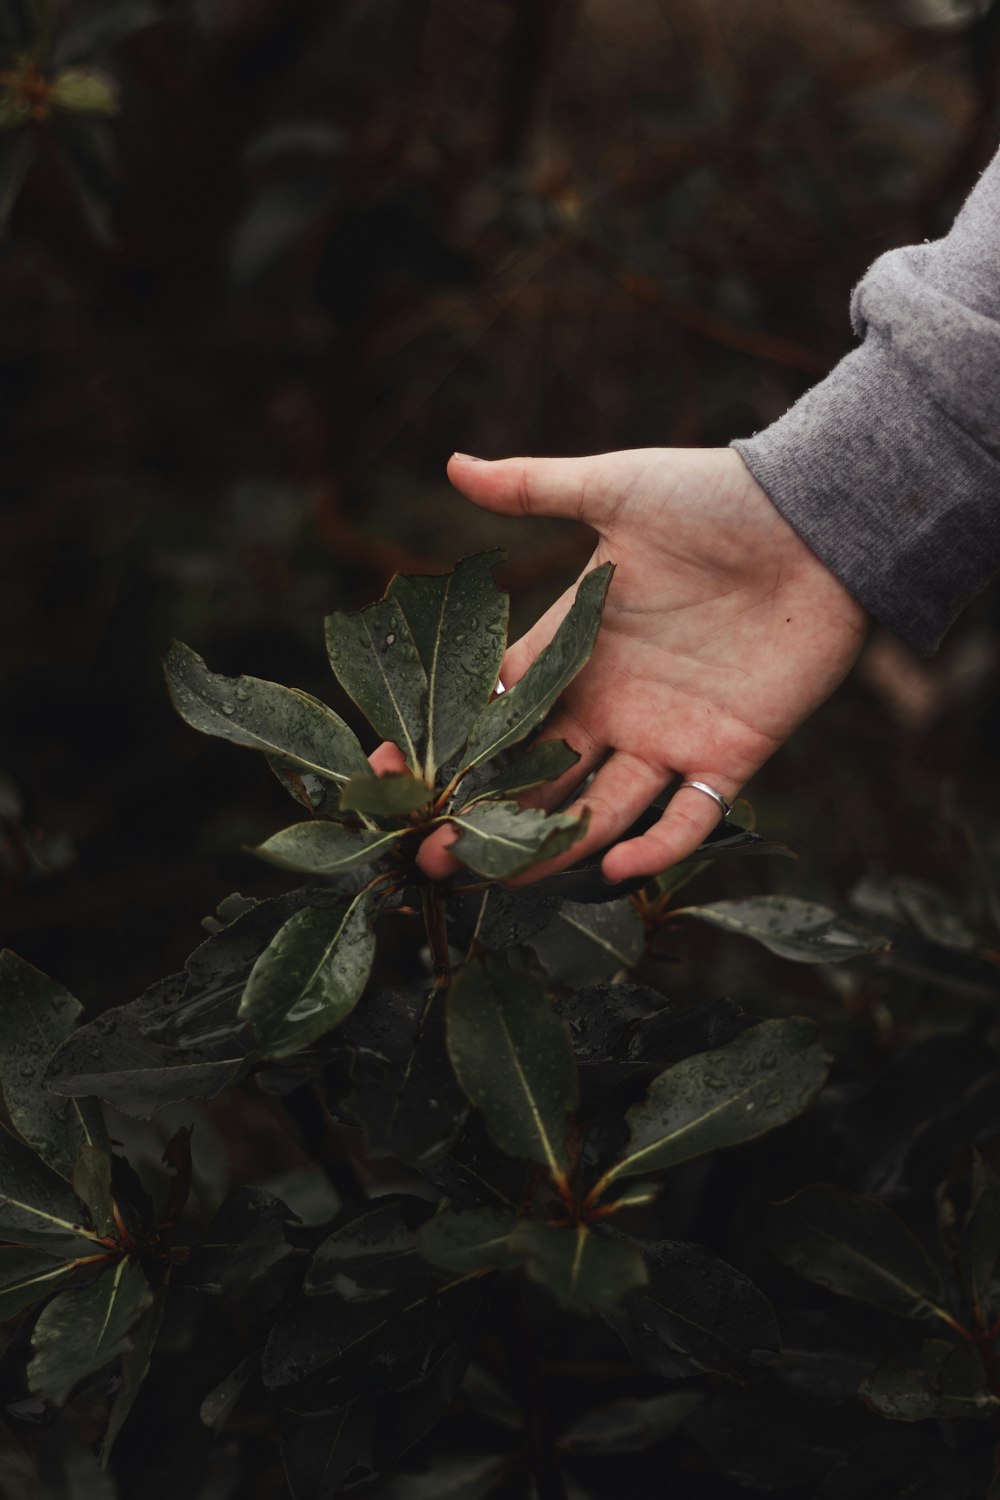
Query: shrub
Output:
[[2, 554, 1000, 1499]]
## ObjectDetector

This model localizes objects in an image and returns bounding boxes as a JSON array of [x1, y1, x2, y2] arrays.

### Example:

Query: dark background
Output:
[[2, 0, 1000, 1011]]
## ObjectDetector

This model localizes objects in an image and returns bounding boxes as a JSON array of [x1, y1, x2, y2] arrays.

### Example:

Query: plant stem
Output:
[[503, 1285, 567, 1500], [422, 884, 452, 988]]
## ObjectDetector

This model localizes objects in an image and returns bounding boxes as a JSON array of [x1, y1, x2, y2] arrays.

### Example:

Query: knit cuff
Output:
[[732, 333, 1000, 656]]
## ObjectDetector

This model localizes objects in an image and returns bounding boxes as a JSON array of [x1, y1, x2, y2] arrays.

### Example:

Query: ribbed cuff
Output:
[[732, 334, 1000, 656]]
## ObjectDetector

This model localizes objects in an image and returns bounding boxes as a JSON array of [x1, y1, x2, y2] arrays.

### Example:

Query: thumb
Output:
[[446, 450, 640, 528]]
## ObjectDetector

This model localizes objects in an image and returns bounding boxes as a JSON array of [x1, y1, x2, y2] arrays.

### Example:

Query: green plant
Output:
[[4, 553, 1000, 1499]]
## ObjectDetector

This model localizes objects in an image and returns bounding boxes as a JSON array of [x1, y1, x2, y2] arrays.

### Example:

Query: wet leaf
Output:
[[46, 974, 249, 1120], [446, 953, 578, 1178], [200, 1351, 260, 1434], [0, 950, 106, 1182], [0, 1128, 93, 1252], [280, 1401, 376, 1500], [559, 1390, 703, 1453], [184, 1187, 294, 1296], [254, 821, 403, 876], [387, 552, 508, 779], [462, 738, 580, 804], [263, 1277, 480, 1409], [445, 886, 560, 952], [306, 1196, 434, 1297], [675, 896, 889, 962], [529, 899, 645, 987], [341, 984, 469, 1165], [325, 598, 427, 773], [28, 1257, 153, 1406], [417, 1207, 520, 1276], [605, 1018, 828, 1185], [50, 67, 119, 116], [448, 800, 588, 879], [339, 772, 433, 819], [769, 1184, 950, 1319], [165, 641, 369, 786], [0, 1246, 76, 1322], [240, 891, 377, 1058], [860, 1338, 1000, 1421], [604, 1238, 779, 1378], [509, 1222, 647, 1311], [461, 564, 613, 769], [100, 1289, 164, 1460], [71, 1145, 115, 1240]]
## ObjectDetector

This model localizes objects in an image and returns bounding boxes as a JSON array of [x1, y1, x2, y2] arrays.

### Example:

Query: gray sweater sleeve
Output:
[[732, 148, 1000, 656]]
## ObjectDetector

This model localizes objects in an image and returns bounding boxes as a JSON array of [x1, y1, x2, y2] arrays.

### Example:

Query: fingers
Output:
[[368, 743, 408, 775], [507, 752, 668, 887], [600, 773, 743, 884], [417, 820, 460, 881], [447, 450, 641, 530]]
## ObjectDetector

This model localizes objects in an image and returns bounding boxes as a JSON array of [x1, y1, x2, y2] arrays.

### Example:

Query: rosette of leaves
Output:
[[0, 950, 187, 1461], [0, 0, 160, 237]]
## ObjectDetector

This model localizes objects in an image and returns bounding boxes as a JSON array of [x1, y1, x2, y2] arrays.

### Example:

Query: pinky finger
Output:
[[600, 776, 742, 883]]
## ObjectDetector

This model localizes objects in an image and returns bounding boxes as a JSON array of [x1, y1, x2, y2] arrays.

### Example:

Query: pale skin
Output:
[[373, 447, 870, 884]]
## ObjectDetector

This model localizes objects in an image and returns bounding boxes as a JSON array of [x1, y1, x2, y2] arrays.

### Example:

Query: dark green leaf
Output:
[[463, 738, 580, 804], [605, 1018, 829, 1185], [769, 1184, 950, 1320], [239, 891, 377, 1057], [71, 1145, 115, 1239], [339, 984, 469, 1165], [165, 641, 369, 786], [184, 1187, 294, 1296], [460, 1364, 523, 1430], [446, 886, 560, 953], [200, 1352, 260, 1434], [529, 899, 645, 987], [280, 1402, 376, 1500], [306, 1196, 433, 1296], [447, 953, 578, 1179], [0, 1128, 93, 1252], [0, 1246, 75, 1321], [509, 1222, 647, 1311], [28, 1257, 153, 1405], [263, 1278, 480, 1408], [387, 553, 508, 779], [325, 598, 427, 773], [814, 1430, 962, 1500], [860, 1338, 1000, 1421], [676, 896, 889, 962], [0, 130, 34, 232], [339, 772, 433, 818], [448, 800, 588, 879], [417, 1208, 520, 1276], [0, 950, 106, 1181], [54, 0, 160, 65], [604, 1238, 779, 1378], [100, 1288, 164, 1460], [960, 1152, 1000, 1320], [559, 1391, 703, 1453], [461, 564, 613, 769], [45, 975, 248, 1120], [254, 821, 402, 876]]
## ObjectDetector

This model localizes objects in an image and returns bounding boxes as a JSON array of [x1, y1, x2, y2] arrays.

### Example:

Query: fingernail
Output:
[[451, 451, 484, 462]]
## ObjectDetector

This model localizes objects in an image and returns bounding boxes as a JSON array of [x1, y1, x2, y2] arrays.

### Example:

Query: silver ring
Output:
[[678, 780, 732, 819]]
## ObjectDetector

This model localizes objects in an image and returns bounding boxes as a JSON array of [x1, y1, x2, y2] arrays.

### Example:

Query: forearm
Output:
[[732, 148, 1000, 656]]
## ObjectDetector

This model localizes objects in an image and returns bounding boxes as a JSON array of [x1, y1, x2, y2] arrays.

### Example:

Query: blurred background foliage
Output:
[[2, 0, 1000, 1012]]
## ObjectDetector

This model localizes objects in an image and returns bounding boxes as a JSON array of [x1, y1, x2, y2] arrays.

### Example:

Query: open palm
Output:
[[403, 447, 869, 883]]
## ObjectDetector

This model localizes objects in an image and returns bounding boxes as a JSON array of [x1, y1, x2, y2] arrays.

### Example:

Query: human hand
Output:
[[377, 447, 869, 884]]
